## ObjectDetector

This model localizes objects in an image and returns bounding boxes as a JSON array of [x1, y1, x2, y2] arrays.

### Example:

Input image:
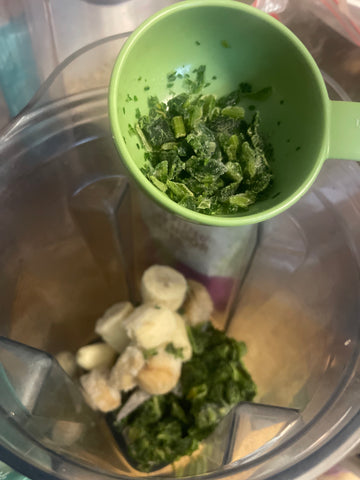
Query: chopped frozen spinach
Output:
[[165, 342, 184, 359], [136, 66, 273, 215], [109, 322, 256, 472], [143, 347, 158, 360]]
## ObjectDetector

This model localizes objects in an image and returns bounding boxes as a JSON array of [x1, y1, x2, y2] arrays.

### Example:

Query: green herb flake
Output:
[[183, 65, 206, 94], [144, 85, 150, 91], [240, 82, 252, 93], [165, 342, 184, 359], [221, 40, 230, 48], [128, 123, 136, 136], [195, 40, 201, 46], [243, 86, 273, 101], [167, 71, 177, 83], [143, 348, 158, 360]]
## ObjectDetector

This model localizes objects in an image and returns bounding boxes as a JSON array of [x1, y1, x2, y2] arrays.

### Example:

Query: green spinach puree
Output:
[[109, 321, 256, 472]]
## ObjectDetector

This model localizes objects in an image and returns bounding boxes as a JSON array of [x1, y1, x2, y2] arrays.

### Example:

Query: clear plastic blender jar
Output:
[[0, 5, 359, 480]]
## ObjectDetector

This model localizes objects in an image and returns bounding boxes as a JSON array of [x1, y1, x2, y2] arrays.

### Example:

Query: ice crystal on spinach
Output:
[[135, 66, 273, 215], [186, 123, 218, 158], [109, 322, 256, 472]]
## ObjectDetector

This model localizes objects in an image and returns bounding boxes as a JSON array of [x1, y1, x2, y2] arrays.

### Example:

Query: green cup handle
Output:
[[328, 100, 360, 161]]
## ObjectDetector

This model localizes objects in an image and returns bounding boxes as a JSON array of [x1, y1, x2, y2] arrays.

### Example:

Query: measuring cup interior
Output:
[[110, 1, 330, 223]]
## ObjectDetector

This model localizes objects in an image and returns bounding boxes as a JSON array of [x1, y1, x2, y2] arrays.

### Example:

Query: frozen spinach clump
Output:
[[136, 67, 273, 215], [109, 322, 256, 472]]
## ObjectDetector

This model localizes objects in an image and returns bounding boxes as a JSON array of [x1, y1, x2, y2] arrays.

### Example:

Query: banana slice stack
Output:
[[56, 265, 214, 413]]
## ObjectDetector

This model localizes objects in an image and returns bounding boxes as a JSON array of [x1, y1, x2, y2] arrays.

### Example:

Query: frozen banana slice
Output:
[[109, 345, 145, 392], [168, 313, 192, 361], [141, 265, 187, 311], [55, 351, 77, 378], [80, 369, 121, 413], [183, 279, 214, 326], [95, 302, 133, 353], [124, 304, 177, 350], [136, 350, 182, 395], [76, 342, 117, 371]]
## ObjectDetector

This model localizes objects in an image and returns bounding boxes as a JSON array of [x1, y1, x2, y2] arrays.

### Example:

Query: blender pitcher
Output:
[[0, 5, 359, 480]]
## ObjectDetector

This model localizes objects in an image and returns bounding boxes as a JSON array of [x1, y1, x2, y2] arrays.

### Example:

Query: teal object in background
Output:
[[0, 14, 40, 117], [0, 461, 28, 480], [0, 16, 39, 475]]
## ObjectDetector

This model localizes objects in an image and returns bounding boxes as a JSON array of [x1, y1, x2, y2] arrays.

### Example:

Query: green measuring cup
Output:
[[109, 0, 360, 227]]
